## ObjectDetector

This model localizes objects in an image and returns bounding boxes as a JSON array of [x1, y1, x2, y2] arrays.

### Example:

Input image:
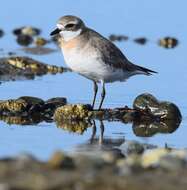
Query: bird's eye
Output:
[[65, 24, 75, 28]]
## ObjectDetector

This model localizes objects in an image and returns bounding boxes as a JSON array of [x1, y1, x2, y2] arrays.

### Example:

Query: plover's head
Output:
[[50, 15, 86, 41]]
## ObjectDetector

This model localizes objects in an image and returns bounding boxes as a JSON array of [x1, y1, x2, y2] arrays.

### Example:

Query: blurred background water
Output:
[[0, 0, 187, 160]]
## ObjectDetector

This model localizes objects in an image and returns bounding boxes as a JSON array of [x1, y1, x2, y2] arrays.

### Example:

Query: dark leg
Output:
[[92, 81, 98, 109], [98, 81, 106, 110]]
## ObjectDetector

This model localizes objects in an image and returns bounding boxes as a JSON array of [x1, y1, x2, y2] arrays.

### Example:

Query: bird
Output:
[[50, 15, 157, 110]]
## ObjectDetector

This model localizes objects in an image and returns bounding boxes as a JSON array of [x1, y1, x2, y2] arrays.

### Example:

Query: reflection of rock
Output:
[[0, 56, 69, 82], [109, 34, 129, 42], [21, 47, 57, 55], [133, 120, 180, 137], [0, 115, 44, 125], [56, 119, 91, 134]]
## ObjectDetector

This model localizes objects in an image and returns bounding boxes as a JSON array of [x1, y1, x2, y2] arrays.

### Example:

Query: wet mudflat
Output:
[[0, 0, 187, 189]]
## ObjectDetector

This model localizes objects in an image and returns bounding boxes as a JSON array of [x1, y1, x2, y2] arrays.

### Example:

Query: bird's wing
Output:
[[88, 29, 136, 72], [87, 29, 157, 75]]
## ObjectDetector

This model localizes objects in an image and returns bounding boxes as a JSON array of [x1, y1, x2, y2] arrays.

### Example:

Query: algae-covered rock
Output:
[[54, 104, 92, 121], [133, 93, 182, 122], [0, 96, 44, 115], [0, 99, 28, 114], [5, 56, 67, 76]]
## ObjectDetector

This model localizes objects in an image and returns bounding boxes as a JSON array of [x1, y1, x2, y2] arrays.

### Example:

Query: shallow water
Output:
[[0, 0, 187, 160]]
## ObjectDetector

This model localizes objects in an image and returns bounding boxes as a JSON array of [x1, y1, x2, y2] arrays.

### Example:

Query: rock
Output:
[[47, 151, 75, 169], [6, 56, 67, 75], [0, 99, 28, 114], [158, 37, 179, 49], [34, 37, 48, 46], [54, 104, 92, 121], [16, 34, 33, 46], [13, 26, 41, 36], [44, 97, 67, 110], [134, 37, 148, 45], [133, 93, 182, 122]]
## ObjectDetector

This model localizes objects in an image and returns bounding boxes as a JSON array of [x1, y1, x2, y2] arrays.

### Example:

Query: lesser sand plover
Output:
[[50, 15, 157, 110]]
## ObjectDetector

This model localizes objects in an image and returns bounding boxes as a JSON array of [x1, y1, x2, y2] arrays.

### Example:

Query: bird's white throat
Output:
[[59, 29, 82, 42]]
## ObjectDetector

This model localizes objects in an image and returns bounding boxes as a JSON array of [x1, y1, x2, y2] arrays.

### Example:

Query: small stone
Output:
[[158, 37, 178, 49], [134, 37, 147, 45], [13, 26, 41, 36], [16, 34, 33, 46], [34, 37, 48, 46], [48, 151, 75, 169], [22, 26, 41, 36]]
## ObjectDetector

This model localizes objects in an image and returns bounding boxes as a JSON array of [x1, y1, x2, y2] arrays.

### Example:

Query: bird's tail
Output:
[[136, 65, 158, 75]]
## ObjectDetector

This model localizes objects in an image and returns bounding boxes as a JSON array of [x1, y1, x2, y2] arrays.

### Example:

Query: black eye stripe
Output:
[[65, 24, 75, 28]]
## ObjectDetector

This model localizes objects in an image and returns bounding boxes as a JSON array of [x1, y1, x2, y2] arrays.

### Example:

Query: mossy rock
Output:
[[0, 96, 44, 115], [0, 99, 28, 114], [54, 104, 92, 121]]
